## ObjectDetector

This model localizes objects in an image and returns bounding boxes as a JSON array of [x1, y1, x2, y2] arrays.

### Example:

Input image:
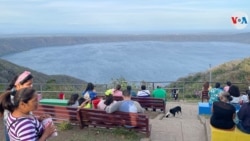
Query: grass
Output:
[[57, 121, 73, 131], [50, 126, 144, 141], [0, 119, 144, 141]]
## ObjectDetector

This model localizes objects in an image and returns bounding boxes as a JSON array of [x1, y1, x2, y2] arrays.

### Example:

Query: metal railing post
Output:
[[183, 81, 185, 101]]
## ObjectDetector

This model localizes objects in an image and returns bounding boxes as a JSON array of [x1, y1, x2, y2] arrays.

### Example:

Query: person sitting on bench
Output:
[[210, 92, 236, 129], [97, 89, 117, 110], [236, 91, 250, 134], [105, 90, 144, 114], [137, 85, 150, 97]]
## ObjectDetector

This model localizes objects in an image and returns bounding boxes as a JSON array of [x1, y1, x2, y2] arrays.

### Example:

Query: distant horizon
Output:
[[0, 30, 249, 37]]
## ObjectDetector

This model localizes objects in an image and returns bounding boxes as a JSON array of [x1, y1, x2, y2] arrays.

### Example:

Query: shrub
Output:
[[57, 121, 72, 131]]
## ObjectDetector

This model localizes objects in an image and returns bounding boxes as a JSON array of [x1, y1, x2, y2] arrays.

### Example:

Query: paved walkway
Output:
[[146, 102, 207, 141]]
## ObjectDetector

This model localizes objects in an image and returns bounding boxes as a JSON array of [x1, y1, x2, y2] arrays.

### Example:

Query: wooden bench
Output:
[[77, 108, 151, 137], [201, 90, 209, 102], [112, 96, 166, 113], [210, 125, 250, 141], [33, 104, 79, 125]]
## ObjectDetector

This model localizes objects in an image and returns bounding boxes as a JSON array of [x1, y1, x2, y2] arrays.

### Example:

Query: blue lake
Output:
[[2, 41, 250, 83]]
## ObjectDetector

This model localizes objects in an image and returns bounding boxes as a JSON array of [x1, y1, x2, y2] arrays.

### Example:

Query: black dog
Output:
[[165, 106, 182, 117]]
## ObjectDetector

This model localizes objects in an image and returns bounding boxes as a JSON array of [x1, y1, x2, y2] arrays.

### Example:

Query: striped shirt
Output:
[[6, 114, 44, 141]]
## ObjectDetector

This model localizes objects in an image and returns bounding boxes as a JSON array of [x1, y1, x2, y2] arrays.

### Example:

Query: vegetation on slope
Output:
[[171, 57, 250, 96], [0, 59, 86, 84]]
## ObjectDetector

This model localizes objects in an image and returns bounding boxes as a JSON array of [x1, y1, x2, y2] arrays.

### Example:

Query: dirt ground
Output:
[[0, 111, 159, 141]]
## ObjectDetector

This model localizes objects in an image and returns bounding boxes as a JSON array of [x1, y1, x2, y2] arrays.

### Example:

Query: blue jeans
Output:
[[237, 121, 250, 134], [4, 120, 10, 141]]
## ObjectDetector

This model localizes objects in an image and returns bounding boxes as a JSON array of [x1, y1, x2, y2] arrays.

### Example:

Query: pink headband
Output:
[[15, 71, 31, 85]]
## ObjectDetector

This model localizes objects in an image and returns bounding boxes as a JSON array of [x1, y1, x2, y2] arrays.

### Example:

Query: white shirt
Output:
[[137, 90, 150, 97]]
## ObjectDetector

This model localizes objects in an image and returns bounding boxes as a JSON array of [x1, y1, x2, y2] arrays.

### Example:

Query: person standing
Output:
[[171, 86, 179, 100], [0, 88, 56, 141], [0, 71, 33, 141]]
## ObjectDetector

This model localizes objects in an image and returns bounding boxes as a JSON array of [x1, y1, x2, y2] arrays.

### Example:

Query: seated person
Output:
[[153, 86, 167, 101], [152, 86, 167, 112], [105, 90, 144, 113], [82, 82, 97, 100], [78, 97, 91, 109], [236, 91, 250, 134], [105, 90, 144, 127], [112, 84, 123, 97], [208, 82, 223, 105], [228, 85, 241, 110], [67, 93, 79, 107], [210, 92, 236, 129], [127, 85, 137, 97], [239, 90, 249, 105], [97, 90, 117, 110], [137, 85, 150, 97], [224, 81, 231, 92]]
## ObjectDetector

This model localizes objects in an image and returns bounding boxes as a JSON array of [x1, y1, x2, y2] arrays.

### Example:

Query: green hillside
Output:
[[0, 59, 86, 84], [172, 57, 250, 95]]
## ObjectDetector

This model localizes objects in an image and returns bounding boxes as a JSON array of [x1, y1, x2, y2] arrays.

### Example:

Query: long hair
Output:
[[6, 76, 18, 91], [104, 95, 114, 106], [114, 84, 121, 93], [83, 83, 95, 94], [228, 85, 240, 97], [0, 88, 36, 114], [0, 91, 13, 114], [67, 94, 79, 106]]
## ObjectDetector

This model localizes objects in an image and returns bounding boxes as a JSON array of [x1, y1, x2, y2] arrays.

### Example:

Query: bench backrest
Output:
[[33, 104, 78, 124], [97, 96, 165, 112], [77, 108, 150, 136], [132, 97, 165, 109], [112, 96, 165, 112]]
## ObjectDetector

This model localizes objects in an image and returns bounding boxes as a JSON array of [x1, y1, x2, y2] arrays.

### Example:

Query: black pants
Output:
[[174, 94, 178, 100]]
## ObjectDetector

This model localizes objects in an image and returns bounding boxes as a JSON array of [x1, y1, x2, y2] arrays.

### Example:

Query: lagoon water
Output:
[[2, 41, 250, 83]]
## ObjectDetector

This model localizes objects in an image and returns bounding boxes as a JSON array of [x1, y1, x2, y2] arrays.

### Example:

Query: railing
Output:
[[0, 81, 249, 102]]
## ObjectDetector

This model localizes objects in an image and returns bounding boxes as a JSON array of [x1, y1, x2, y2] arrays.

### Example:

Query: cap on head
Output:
[[105, 89, 113, 96]]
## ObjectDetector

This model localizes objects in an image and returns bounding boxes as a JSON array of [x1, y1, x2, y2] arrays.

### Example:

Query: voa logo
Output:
[[231, 12, 248, 29]]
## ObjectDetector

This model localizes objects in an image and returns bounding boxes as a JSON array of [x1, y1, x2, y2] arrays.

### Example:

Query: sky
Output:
[[0, 0, 249, 35]]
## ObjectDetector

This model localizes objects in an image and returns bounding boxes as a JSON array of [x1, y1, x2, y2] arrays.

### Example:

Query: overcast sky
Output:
[[0, 0, 249, 35]]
